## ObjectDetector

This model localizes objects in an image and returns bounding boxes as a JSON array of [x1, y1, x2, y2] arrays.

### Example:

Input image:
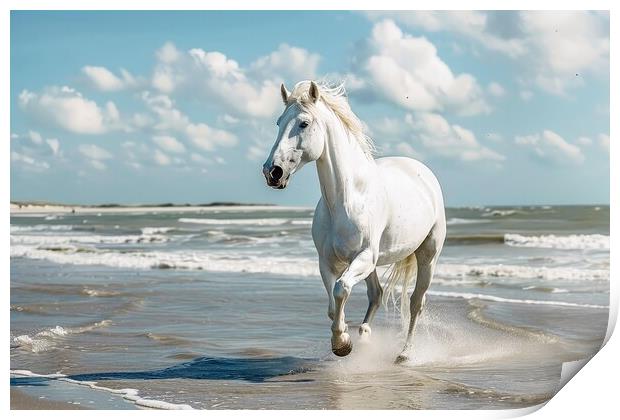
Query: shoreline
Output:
[[11, 203, 312, 215]]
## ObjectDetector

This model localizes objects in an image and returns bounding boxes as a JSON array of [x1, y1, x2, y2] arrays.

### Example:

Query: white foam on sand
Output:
[[446, 217, 490, 225], [504, 233, 609, 250], [11, 224, 74, 232], [140, 227, 174, 235], [10, 369, 193, 410], [427, 290, 608, 309], [11, 232, 169, 246], [436, 263, 609, 282], [179, 217, 290, 226]]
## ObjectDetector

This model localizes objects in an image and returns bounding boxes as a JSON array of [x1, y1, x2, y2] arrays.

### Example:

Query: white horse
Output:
[[263, 81, 446, 363]]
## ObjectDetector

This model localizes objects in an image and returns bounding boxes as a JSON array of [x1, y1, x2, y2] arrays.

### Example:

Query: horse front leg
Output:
[[319, 260, 338, 321], [359, 269, 382, 341], [331, 249, 376, 357]]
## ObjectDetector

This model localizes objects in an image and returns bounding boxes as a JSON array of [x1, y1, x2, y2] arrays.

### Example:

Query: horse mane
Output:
[[287, 81, 376, 158]]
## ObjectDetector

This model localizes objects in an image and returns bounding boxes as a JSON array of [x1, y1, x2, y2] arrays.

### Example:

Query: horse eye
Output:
[[299, 121, 309, 129]]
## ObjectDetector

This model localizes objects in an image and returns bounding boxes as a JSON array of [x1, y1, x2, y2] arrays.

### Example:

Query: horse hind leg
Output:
[[394, 262, 433, 364], [359, 270, 383, 340], [395, 228, 444, 364]]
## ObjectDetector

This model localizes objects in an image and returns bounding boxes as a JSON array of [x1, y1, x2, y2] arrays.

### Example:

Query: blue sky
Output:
[[10, 11, 610, 206]]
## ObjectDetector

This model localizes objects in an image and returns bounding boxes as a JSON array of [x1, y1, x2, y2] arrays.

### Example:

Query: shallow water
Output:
[[10, 205, 609, 409]]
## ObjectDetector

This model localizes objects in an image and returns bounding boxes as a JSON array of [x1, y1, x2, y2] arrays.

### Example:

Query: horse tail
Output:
[[382, 252, 418, 326]]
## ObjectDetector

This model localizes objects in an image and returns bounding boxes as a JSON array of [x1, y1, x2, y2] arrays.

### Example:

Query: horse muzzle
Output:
[[263, 165, 290, 189]]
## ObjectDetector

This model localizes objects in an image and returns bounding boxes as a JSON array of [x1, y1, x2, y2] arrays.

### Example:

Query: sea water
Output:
[[10, 205, 609, 409]]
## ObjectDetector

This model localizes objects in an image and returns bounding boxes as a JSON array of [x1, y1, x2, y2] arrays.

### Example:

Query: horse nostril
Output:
[[270, 166, 283, 182]]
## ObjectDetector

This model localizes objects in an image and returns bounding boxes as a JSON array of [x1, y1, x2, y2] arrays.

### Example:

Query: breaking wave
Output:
[[11, 320, 112, 353], [504, 234, 609, 250]]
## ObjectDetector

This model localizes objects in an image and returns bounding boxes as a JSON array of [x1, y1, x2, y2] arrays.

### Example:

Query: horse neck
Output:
[[315, 115, 375, 215]]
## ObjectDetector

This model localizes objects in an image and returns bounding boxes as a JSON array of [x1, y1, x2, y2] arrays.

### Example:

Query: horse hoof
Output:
[[394, 354, 409, 364], [358, 324, 371, 337], [332, 333, 352, 357], [333, 340, 353, 357]]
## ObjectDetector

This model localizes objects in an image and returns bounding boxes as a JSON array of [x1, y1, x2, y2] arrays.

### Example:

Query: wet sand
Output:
[[11, 388, 86, 410]]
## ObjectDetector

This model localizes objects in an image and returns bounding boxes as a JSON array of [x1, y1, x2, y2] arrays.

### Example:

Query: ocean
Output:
[[10, 205, 609, 409]]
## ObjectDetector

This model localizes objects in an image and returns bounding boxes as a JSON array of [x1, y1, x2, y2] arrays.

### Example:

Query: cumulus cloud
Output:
[[19, 86, 123, 134], [365, 11, 528, 58], [515, 130, 584, 164], [487, 82, 505, 97], [153, 149, 172, 166], [394, 142, 423, 159], [406, 113, 504, 162], [152, 135, 186, 154], [78, 144, 113, 170], [150, 41, 320, 118], [367, 11, 609, 96], [141, 91, 237, 151], [576, 136, 592, 146], [82, 66, 139, 91], [11, 130, 62, 171], [349, 20, 490, 116], [186, 123, 237, 151], [249, 43, 320, 82], [599, 133, 609, 152], [370, 113, 504, 163], [11, 151, 50, 171]]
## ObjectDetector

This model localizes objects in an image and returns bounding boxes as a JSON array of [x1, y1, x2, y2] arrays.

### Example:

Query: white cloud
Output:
[[186, 123, 237, 151], [515, 130, 584, 164], [152, 135, 186, 154], [395, 142, 423, 159], [364, 11, 527, 58], [150, 42, 320, 118], [576, 137, 592, 146], [28, 130, 43, 144], [405, 113, 504, 162], [19, 86, 123, 134], [142, 91, 238, 151], [349, 20, 490, 116], [82, 66, 139, 91], [369, 11, 609, 96], [11, 151, 50, 171], [11, 130, 63, 170], [520, 90, 534, 101], [487, 82, 505, 97], [153, 149, 171, 166], [89, 159, 107, 170], [249, 43, 320, 82], [599, 133, 609, 152], [372, 112, 504, 163], [246, 145, 267, 162], [46, 138, 60, 156], [78, 144, 113, 165]]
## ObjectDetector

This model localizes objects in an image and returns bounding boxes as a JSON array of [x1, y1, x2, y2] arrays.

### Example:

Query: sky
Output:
[[10, 11, 610, 207]]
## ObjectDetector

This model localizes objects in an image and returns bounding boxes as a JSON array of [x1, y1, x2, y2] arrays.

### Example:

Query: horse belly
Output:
[[376, 164, 438, 265]]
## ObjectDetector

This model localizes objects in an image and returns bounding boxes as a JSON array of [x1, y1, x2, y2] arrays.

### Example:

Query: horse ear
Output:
[[280, 83, 290, 105], [309, 81, 320, 103]]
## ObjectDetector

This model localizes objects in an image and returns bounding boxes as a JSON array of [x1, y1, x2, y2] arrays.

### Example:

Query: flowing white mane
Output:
[[288, 81, 376, 158]]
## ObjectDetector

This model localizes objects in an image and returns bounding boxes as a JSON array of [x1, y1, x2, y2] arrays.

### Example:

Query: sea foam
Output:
[[10, 370, 193, 410], [504, 233, 609, 250]]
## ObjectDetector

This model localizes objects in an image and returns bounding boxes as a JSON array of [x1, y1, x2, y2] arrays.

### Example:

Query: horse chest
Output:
[[329, 221, 368, 262]]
